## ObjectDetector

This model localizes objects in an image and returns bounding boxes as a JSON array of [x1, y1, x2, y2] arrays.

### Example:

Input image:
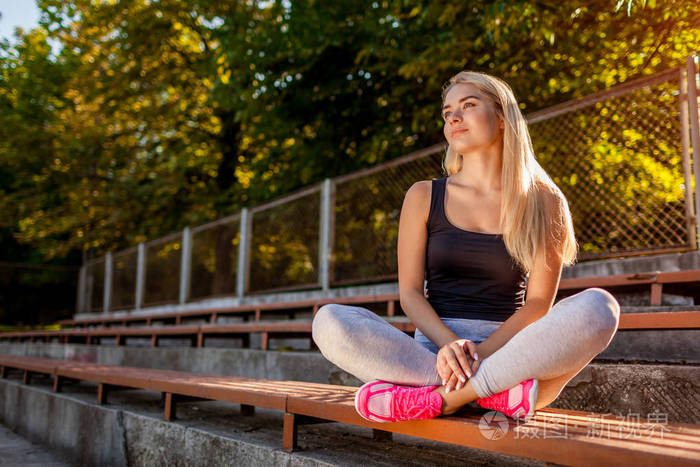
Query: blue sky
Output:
[[0, 0, 41, 42]]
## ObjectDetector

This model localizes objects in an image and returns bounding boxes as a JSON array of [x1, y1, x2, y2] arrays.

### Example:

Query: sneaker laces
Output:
[[392, 386, 441, 421]]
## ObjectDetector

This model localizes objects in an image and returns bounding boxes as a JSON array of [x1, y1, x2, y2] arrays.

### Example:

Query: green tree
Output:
[[0, 0, 699, 321]]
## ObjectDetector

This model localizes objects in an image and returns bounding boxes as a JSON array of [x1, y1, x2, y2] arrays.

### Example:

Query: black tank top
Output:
[[425, 177, 527, 321]]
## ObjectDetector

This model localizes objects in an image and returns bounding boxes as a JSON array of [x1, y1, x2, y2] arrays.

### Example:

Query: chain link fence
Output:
[[143, 233, 182, 307], [249, 187, 321, 293], [528, 68, 693, 259], [332, 147, 444, 286], [110, 247, 138, 310], [190, 216, 240, 301], [79, 60, 700, 314]]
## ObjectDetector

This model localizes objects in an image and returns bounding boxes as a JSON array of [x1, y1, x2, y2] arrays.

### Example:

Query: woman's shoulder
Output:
[[534, 181, 566, 213], [407, 179, 434, 195], [402, 179, 436, 222]]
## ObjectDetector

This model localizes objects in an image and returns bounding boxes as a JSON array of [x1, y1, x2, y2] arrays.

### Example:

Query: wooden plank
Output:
[[1, 354, 699, 465], [656, 270, 700, 283], [559, 275, 656, 289], [89, 325, 199, 337], [116, 369, 288, 410], [56, 363, 155, 390], [285, 393, 700, 466], [199, 320, 413, 336], [201, 322, 310, 334], [619, 311, 700, 330], [0, 318, 419, 344], [559, 270, 700, 291], [0, 356, 57, 375], [55, 310, 695, 345]]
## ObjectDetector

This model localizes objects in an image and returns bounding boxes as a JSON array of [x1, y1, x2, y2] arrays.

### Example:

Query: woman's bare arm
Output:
[[397, 181, 459, 348]]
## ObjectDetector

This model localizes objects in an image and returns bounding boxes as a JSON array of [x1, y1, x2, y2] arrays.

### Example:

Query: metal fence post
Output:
[[319, 179, 332, 291], [135, 243, 145, 311], [236, 208, 250, 297], [680, 66, 697, 249], [688, 54, 700, 245], [103, 252, 112, 314], [76, 264, 86, 314], [85, 261, 93, 313], [179, 227, 192, 304], [75, 250, 87, 314]]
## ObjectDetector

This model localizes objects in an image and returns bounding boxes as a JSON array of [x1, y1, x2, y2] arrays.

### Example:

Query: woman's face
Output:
[[442, 83, 504, 156]]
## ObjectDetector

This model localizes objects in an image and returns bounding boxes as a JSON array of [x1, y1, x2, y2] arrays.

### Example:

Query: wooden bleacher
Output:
[[51, 270, 700, 333], [57, 294, 400, 328], [1, 311, 699, 349], [0, 355, 698, 466], [0, 319, 414, 349], [2, 269, 700, 349], [2, 269, 700, 465]]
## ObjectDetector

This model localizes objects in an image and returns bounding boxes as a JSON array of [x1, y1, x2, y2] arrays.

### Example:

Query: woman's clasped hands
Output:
[[436, 339, 480, 393]]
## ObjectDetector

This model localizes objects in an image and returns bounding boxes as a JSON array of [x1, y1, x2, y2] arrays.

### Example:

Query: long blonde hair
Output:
[[441, 71, 577, 274]]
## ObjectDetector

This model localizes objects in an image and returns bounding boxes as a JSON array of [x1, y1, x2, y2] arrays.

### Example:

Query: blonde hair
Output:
[[441, 71, 577, 274]]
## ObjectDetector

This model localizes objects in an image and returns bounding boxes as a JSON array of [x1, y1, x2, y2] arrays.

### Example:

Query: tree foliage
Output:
[[0, 0, 698, 321]]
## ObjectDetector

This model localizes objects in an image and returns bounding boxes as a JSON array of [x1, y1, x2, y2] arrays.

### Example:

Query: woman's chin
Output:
[[450, 139, 500, 155], [451, 144, 478, 155]]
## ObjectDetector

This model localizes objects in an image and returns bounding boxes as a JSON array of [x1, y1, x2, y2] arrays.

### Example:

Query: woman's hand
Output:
[[437, 339, 480, 392]]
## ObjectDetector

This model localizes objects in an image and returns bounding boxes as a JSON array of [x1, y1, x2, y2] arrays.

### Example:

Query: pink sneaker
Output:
[[476, 378, 539, 421], [354, 381, 443, 423]]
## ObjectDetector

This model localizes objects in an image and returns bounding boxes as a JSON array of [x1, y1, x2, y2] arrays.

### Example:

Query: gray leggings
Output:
[[312, 288, 620, 398]]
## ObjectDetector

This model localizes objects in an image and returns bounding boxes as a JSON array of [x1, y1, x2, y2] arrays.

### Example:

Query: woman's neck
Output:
[[450, 152, 503, 195]]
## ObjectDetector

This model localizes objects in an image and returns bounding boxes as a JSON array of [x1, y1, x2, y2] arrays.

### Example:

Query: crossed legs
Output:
[[312, 287, 620, 412]]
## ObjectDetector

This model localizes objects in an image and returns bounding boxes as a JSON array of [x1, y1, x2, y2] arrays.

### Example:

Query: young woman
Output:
[[312, 71, 620, 423]]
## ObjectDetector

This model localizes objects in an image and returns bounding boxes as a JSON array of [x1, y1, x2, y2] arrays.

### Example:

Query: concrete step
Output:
[[0, 422, 73, 467], [548, 362, 700, 424], [1, 343, 698, 424]]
